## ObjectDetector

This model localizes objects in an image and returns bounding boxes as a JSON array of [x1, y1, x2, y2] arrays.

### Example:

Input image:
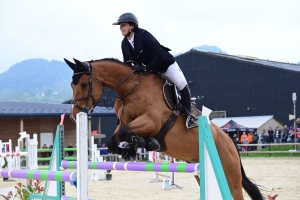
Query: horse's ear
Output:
[[73, 58, 88, 70], [64, 58, 76, 71]]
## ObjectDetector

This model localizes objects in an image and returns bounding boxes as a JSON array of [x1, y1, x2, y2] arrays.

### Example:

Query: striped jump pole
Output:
[[0, 152, 28, 157], [0, 169, 76, 182], [61, 196, 95, 200], [61, 161, 199, 173]]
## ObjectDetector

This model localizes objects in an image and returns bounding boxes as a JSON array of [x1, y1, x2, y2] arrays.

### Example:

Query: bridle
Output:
[[71, 70, 104, 115], [71, 62, 141, 117]]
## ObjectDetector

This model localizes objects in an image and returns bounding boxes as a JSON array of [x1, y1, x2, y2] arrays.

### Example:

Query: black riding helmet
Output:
[[112, 13, 139, 26]]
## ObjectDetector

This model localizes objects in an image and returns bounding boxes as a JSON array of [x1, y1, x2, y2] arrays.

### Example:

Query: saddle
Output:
[[162, 79, 202, 119], [153, 79, 202, 152]]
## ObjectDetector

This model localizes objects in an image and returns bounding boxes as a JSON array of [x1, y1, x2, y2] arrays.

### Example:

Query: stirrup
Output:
[[186, 115, 198, 129]]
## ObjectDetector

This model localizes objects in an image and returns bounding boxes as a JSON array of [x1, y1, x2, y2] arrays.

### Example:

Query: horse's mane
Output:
[[89, 58, 125, 65]]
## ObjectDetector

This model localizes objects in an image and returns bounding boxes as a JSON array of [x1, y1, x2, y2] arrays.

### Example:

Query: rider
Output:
[[113, 12, 197, 129]]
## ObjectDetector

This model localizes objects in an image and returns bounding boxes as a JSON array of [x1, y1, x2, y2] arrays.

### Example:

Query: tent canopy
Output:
[[220, 120, 248, 132]]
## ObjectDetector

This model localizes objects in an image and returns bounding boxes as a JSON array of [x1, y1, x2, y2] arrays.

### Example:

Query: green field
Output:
[[240, 144, 300, 157]]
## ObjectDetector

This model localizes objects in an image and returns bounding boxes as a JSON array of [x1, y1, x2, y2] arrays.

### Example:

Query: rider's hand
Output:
[[133, 65, 146, 73]]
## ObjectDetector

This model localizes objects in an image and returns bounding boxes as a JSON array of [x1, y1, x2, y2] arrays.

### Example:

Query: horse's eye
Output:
[[81, 83, 88, 88]]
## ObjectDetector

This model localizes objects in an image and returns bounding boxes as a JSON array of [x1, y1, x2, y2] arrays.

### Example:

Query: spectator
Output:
[[261, 132, 269, 149], [287, 130, 293, 143], [41, 144, 48, 165], [240, 132, 249, 151], [235, 137, 242, 151], [264, 132, 270, 143], [100, 143, 107, 155], [290, 129, 296, 143], [297, 129, 300, 143], [274, 126, 281, 143], [252, 132, 259, 150], [281, 130, 288, 143], [48, 145, 53, 157], [268, 127, 274, 143], [283, 125, 289, 134], [247, 132, 253, 151], [232, 133, 237, 141], [259, 130, 266, 141], [67, 143, 74, 157]]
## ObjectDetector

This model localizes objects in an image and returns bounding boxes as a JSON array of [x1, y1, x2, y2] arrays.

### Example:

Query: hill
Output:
[[0, 59, 73, 103], [173, 45, 227, 57], [193, 45, 227, 54], [0, 45, 229, 103]]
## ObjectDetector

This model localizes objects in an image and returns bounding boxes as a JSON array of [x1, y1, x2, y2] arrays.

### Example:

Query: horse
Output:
[[64, 58, 264, 200]]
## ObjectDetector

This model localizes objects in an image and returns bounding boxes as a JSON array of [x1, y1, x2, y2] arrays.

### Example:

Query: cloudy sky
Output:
[[0, 0, 299, 73]]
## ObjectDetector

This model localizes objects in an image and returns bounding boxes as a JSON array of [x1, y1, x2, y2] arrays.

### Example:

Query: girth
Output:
[[153, 110, 180, 152]]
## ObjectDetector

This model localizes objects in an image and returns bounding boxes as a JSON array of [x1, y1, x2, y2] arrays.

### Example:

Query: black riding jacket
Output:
[[121, 28, 175, 73]]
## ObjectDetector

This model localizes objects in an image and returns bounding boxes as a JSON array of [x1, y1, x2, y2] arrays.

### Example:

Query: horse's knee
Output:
[[118, 125, 131, 141], [106, 135, 118, 152]]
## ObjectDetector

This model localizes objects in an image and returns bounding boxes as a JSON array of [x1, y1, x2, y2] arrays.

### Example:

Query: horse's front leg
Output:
[[106, 134, 137, 158], [118, 113, 161, 151], [106, 124, 135, 157]]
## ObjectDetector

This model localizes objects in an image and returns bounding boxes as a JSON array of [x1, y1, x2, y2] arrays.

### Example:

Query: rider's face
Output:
[[120, 23, 134, 36]]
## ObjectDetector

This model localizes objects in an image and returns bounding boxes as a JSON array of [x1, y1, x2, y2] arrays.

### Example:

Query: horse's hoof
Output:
[[145, 137, 160, 151], [128, 135, 146, 148]]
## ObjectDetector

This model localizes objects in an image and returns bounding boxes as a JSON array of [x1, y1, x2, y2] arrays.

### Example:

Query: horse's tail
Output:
[[240, 162, 265, 200], [231, 140, 265, 200]]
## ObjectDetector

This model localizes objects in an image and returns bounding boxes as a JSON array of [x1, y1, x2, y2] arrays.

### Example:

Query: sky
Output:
[[0, 0, 299, 73]]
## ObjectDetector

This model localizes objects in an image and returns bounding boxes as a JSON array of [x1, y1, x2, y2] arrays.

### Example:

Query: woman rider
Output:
[[113, 13, 197, 129]]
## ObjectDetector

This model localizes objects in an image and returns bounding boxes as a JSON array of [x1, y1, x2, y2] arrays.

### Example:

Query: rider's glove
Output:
[[133, 65, 146, 73]]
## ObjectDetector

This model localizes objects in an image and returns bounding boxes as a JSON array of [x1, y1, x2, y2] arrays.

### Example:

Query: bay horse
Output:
[[64, 58, 264, 200]]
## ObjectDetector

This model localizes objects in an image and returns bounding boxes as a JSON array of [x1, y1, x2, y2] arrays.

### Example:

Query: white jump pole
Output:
[[76, 112, 88, 199]]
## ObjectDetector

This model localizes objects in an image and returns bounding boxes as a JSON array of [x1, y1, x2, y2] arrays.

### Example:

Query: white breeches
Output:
[[161, 61, 187, 90]]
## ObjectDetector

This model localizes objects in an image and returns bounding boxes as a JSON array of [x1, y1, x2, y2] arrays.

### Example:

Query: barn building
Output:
[[176, 49, 300, 127]]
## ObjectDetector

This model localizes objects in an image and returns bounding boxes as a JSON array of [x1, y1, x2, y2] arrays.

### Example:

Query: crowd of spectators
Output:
[[226, 125, 300, 151], [260, 125, 300, 145]]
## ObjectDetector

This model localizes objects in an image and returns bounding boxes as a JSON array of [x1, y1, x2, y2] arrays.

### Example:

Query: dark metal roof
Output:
[[0, 101, 115, 117], [176, 49, 300, 73]]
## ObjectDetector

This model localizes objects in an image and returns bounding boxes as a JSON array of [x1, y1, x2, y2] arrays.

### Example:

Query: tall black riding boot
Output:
[[179, 85, 198, 129]]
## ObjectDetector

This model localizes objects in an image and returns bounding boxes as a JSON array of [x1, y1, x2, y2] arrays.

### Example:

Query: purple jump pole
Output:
[[0, 169, 76, 182], [61, 161, 199, 173], [61, 196, 95, 200]]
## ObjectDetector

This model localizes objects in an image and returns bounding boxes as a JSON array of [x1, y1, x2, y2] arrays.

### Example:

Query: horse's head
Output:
[[64, 58, 104, 122]]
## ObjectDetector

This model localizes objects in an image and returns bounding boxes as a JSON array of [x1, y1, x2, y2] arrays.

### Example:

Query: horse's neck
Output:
[[93, 61, 134, 97]]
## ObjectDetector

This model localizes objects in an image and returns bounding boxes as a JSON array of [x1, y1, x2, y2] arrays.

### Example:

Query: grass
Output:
[[240, 144, 300, 157]]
